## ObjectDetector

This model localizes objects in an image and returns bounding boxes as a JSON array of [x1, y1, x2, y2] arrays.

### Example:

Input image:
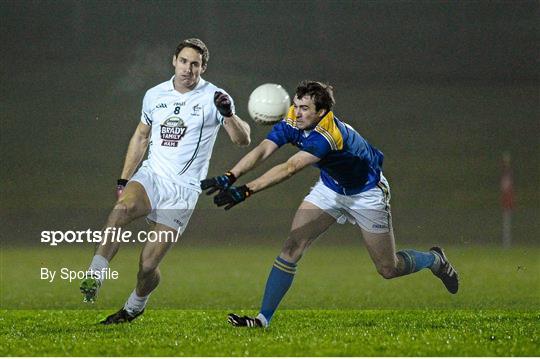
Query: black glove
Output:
[[116, 179, 128, 199], [214, 185, 253, 210], [214, 91, 233, 117], [200, 172, 236, 195]]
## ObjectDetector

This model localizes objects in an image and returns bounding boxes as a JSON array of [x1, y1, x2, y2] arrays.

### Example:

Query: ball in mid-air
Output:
[[247, 84, 291, 124]]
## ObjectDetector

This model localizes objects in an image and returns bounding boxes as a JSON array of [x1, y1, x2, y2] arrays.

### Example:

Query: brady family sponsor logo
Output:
[[160, 117, 187, 147]]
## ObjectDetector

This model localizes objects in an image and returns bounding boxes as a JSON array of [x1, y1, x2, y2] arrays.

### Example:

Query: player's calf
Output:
[[376, 264, 400, 279]]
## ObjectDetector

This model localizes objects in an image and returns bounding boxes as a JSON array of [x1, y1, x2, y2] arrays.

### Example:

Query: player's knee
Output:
[[112, 200, 137, 220], [281, 237, 308, 262], [138, 259, 159, 276], [377, 265, 398, 279]]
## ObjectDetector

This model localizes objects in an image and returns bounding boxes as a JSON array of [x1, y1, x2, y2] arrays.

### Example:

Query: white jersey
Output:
[[139, 76, 233, 192]]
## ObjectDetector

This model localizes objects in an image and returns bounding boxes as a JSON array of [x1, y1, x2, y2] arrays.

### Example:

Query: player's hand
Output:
[[116, 179, 128, 199], [200, 172, 236, 195], [214, 91, 233, 117], [213, 185, 253, 210]]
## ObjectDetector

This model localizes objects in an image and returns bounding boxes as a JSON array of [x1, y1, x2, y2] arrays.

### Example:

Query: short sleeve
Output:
[[266, 120, 293, 147], [302, 133, 332, 159], [140, 91, 152, 125]]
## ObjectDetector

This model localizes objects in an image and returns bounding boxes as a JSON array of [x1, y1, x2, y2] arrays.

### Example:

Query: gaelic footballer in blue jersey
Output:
[[202, 80, 459, 328]]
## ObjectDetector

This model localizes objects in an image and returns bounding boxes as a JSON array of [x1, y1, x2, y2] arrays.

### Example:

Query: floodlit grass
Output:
[[1, 245, 539, 355], [0, 309, 538, 356]]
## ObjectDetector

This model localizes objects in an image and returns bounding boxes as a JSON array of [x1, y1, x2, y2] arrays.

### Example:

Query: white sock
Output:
[[88, 255, 109, 284], [124, 289, 150, 316], [256, 313, 269, 327]]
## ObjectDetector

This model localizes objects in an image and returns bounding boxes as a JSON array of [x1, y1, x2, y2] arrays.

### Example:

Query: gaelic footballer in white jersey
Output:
[[139, 76, 232, 192], [81, 38, 251, 325]]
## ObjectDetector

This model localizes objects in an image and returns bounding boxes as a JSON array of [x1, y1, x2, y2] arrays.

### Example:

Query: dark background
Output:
[[1, 0, 538, 245]]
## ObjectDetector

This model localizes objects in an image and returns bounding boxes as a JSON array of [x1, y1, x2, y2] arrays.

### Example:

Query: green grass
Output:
[[1, 309, 538, 356], [1, 245, 539, 355]]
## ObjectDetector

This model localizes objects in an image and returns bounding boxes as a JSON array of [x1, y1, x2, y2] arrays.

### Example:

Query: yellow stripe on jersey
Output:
[[286, 105, 343, 151], [285, 105, 297, 127], [315, 111, 343, 151]]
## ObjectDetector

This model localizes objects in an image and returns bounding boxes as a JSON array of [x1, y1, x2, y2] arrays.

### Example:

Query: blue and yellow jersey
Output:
[[266, 106, 384, 195]]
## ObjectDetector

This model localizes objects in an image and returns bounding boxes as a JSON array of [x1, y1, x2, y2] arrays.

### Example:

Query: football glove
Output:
[[214, 185, 253, 210], [116, 179, 128, 199], [214, 91, 234, 117], [200, 172, 236, 195]]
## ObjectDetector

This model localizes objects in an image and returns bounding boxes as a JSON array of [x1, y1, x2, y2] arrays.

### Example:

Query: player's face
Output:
[[293, 95, 326, 130], [172, 47, 206, 93]]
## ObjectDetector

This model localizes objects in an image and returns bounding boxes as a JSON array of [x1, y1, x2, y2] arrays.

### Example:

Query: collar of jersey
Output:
[[285, 106, 343, 151], [168, 76, 206, 93], [286, 105, 334, 127]]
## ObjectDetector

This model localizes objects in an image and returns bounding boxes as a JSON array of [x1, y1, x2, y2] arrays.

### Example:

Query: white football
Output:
[[248, 83, 291, 124]]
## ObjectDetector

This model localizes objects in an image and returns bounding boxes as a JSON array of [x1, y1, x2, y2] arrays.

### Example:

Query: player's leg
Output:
[[135, 223, 176, 298], [100, 223, 177, 324], [101, 182, 197, 324], [361, 228, 427, 279], [229, 201, 335, 328], [346, 175, 458, 293], [82, 181, 152, 302], [279, 201, 336, 263], [96, 181, 152, 260], [361, 228, 458, 293]]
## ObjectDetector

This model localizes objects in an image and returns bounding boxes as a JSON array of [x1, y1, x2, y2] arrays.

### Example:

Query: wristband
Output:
[[242, 185, 254, 198], [225, 171, 237, 184]]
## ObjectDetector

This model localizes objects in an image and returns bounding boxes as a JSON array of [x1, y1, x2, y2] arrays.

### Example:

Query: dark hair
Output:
[[295, 81, 335, 112], [174, 38, 209, 67]]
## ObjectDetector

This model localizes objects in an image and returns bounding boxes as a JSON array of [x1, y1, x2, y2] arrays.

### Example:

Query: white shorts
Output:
[[304, 175, 392, 233], [130, 165, 199, 234]]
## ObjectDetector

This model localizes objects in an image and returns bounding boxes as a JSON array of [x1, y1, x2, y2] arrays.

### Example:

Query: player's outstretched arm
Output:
[[213, 151, 320, 210], [230, 139, 278, 178], [246, 150, 320, 193], [214, 91, 251, 146], [201, 139, 278, 195], [119, 122, 151, 181]]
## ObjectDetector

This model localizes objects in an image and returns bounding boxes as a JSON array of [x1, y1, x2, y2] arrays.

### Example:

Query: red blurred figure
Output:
[[500, 153, 514, 247]]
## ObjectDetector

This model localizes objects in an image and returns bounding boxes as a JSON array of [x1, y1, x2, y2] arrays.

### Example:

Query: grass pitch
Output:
[[1, 245, 539, 356], [1, 309, 538, 356]]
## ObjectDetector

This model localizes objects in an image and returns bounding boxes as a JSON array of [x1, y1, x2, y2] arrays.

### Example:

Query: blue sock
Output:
[[259, 256, 297, 323], [396, 249, 436, 275]]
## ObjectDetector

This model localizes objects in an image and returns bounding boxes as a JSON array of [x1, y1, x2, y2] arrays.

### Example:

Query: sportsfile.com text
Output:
[[40, 228, 180, 246]]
